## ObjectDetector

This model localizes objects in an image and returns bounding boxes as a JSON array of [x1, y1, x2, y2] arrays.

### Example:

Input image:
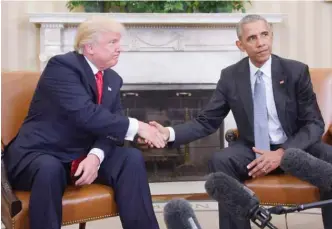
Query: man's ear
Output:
[[84, 44, 94, 55], [236, 40, 245, 52]]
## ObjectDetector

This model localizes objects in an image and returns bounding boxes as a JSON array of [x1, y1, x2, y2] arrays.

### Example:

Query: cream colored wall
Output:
[[1, 1, 332, 71], [1, 1, 67, 71], [247, 0, 332, 68]]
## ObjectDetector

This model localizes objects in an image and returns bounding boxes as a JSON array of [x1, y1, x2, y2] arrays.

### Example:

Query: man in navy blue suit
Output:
[[3, 17, 165, 229]]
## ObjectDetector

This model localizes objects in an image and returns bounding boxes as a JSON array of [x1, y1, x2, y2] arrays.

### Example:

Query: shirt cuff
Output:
[[167, 127, 175, 142], [88, 148, 105, 168], [125, 118, 139, 141]]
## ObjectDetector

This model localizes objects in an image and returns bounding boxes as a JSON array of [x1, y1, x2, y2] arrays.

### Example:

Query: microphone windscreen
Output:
[[205, 172, 259, 219], [163, 198, 202, 229], [280, 148, 332, 192]]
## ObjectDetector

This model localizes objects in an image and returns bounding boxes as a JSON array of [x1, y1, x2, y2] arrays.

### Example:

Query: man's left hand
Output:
[[247, 147, 285, 178]]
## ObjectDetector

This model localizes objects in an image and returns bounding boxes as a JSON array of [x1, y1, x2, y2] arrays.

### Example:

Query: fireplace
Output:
[[121, 84, 223, 182]]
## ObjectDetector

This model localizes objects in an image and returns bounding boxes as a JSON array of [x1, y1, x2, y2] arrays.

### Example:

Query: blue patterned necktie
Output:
[[253, 70, 270, 157]]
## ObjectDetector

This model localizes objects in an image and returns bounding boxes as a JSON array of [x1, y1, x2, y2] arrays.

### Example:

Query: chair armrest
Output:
[[1, 157, 22, 218], [225, 129, 239, 143]]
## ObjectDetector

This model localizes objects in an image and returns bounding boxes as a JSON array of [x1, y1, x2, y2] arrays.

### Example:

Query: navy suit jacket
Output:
[[171, 54, 325, 150], [4, 51, 129, 178]]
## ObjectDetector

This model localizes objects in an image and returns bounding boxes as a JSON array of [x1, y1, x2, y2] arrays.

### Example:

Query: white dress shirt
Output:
[[84, 57, 139, 165], [167, 56, 288, 145], [249, 56, 287, 145]]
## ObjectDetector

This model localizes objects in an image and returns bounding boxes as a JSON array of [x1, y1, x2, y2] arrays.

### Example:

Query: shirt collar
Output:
[[84, 56, 102, 75], [249, 55, 272, 78]]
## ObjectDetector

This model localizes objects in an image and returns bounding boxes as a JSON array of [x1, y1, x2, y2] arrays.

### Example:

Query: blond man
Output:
[[3, 17, 162, 229]]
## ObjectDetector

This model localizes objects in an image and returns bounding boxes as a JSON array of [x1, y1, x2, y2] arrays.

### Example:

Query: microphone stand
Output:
[[249, 205, 278, 229], [268, 199, 332, 215], [249, 199, 332, 228]]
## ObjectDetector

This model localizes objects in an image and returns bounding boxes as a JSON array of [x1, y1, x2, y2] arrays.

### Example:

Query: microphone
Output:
[[163, 198, 202, 229], [205, 172, 278, 229], [280, 148, 332, 192]]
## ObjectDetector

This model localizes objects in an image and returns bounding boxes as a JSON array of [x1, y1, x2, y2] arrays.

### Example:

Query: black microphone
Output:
[[205, 172, 278, 229], [280, 148, 332, 192], [163, 198, 202, 229]]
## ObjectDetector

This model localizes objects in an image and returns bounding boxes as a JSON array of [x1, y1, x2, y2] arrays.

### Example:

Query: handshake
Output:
[[137, 121, 170, 148]]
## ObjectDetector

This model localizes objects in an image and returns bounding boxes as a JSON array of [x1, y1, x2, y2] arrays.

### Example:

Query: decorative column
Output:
[[39, 23, 64, 70]]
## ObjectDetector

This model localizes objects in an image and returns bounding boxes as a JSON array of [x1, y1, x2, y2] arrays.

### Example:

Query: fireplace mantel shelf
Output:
[[29, 12, 285, 25]]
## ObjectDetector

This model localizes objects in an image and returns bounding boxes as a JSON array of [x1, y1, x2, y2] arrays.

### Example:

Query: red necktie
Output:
[[70, 71, 103, 180], [95, 71, 103, 104]]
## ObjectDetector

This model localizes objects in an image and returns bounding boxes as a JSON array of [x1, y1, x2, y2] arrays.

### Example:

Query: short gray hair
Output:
[[236, 14, 270, 39], [74, 16, 125, 54]]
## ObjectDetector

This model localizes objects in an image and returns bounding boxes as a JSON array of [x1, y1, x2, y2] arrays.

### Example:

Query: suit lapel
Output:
[[235, 58, 254, 129], [76, 53, 98, 98], [101, 69, 113, 106], [271, 55, 288, 133], [76, 53, 116, 107]]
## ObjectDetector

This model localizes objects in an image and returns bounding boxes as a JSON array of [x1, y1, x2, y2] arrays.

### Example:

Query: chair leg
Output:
[[79, 222, 86, 229]]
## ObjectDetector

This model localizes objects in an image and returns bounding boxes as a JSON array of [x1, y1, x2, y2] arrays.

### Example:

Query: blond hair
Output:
[[74, 16, 125, 54]]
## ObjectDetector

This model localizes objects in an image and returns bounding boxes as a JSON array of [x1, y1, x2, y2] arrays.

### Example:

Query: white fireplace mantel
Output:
[[29, 12, 284, 25], [29, 12, 285, 84], [29, 13, 285, 81], [28, 13, 284, 198]]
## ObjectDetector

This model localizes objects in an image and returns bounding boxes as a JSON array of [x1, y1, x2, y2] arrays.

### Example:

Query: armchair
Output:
[[1, 72, 119, 229]]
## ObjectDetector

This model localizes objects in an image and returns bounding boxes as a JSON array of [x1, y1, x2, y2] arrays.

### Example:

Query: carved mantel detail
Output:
[[29, 13, 284, 74]]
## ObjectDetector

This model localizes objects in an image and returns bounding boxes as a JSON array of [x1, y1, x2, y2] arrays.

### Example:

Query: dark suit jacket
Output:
[[4, 51, 129, 178], [171, 54, 325, 150]]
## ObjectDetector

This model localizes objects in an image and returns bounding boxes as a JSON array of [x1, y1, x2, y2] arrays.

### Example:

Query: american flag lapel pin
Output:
[[279, 80, 284, 84]]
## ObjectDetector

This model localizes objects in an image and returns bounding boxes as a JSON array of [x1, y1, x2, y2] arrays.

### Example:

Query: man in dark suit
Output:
[[149, 14, 332, 229], [3, 17, 165, 229]]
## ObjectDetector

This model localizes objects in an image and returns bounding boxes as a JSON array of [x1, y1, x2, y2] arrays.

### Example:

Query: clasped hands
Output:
[[136, 121, 169, 148]]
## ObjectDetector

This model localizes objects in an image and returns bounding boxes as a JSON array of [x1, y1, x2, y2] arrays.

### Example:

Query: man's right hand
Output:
[[74, 154, 100, 186], [137, 121, 166, 148], [149, 121, 170, 141]]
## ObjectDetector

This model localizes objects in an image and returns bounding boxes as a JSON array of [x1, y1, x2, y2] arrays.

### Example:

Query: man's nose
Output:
[[115, 44, 123, 53], [256, 37, 265, 47]]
